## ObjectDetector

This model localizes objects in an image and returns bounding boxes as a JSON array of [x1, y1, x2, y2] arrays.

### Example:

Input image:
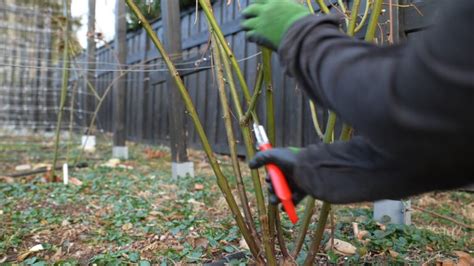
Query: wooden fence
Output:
[[73, 0, 441, 154]]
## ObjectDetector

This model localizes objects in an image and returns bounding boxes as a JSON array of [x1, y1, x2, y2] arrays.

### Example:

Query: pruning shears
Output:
[[253, 123, 298, 224]]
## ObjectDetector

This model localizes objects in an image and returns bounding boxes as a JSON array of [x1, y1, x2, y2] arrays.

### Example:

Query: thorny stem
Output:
[[211, 14, 275, 264], [338, 0, 347, 14], [347, 0, 361, 36], [211, 32, 256, 246], [337, 0, 349, 26], [240, 65, 263, 126], [267, 204, 277, 257], [262, 47, 290, 258], [218, 42, 262, 245], [262, 48, 275, 145], [215, 38, 277, 266], [125, 0, 263, 261], [275, 211, 291, 258], [199, 0, 252, 104]]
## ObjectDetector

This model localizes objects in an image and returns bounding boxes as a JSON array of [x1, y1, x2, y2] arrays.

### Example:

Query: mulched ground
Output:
[[0, 132, 472, 265]]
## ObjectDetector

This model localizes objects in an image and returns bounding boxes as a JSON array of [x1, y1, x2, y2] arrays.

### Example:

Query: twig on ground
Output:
[[410, 205, 473, 230]]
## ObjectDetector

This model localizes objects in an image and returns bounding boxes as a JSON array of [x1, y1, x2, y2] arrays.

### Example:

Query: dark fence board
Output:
[[401, 0, 446, 33], [55, 0, 440, 156]]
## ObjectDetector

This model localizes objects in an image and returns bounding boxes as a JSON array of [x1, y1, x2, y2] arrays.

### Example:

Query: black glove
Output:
[[249, 148, 307, 206]]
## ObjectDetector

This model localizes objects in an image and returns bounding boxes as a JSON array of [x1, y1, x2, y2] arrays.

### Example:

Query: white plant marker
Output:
[[63, 163, 69, 185]]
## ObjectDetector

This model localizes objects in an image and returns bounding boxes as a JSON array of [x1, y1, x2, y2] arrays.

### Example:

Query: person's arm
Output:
[[294, 137, 404, 203], [250, 135, 472, 204], [247, 0, 474, 203], [292, 137, 459, 203], [278, 0, 474, 146]]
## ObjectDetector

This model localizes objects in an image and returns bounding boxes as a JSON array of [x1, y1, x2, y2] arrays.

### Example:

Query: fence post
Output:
[[112, 0, 128, 159], [373, 0, 411, 225], [82, 0, 97, 151], [161, 0, 194, 179]]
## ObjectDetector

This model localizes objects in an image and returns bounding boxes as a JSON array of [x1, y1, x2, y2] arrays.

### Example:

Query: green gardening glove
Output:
[[241, 0, 311, 50], [249, 147, 307, 206]]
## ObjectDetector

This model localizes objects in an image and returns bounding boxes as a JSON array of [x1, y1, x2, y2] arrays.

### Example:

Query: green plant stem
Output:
[[51, 2, 70, 179], [219, 43, 244, 119], [316, 0, 330, 14], [66, 80, 78, 161], [338, 0, 347, 14], [309, 97, 324, 139], [275, 211, 291, 258], [262, 48, 289, 258], [218, 45, 276, 266], [216, 33, 276, 264], [306, 0, 315, 13], [347, 0, 361, 36], [73, 65, 134, 165], [339, 124, 353, 140], [240, 65, 263, 126], [125, 0, 262, 261], [267, 204, 277, 255], [262, 48, 276, 145], [199, 0, 252, 104], [323, 113, 338, 143], [303, 202, 331, 266], [217, 44, 275, 264], [365, 0, 383, 42], [211, 33, 256, 243], [292, 197, 315, 256], [306, 2, 325, 141], [262, 48, 277, 257], [355, 0, 370, 33], [293, 111, 336, 257], [338, 0, 349, 26]]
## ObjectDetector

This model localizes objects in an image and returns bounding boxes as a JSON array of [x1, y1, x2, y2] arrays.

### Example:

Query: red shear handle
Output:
[[266, 164, 293, 202], [258, 143, 299, 223], [266, 164, 298, 224]]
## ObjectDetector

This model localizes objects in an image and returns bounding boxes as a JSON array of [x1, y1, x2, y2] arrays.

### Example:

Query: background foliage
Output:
[[127, 0, 202, 30]]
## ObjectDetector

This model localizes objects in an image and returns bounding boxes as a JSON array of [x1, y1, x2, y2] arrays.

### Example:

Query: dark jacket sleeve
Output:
[[278, 0, 474, 203]]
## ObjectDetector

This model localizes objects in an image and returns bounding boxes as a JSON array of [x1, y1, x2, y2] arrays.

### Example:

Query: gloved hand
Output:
[[241, 0, 310, 51], [249, 147, 307, 206]]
